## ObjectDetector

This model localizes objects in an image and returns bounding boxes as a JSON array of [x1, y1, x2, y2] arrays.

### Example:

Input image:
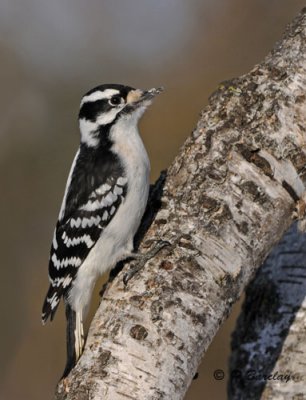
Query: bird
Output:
[[42, 83, 163, 377]]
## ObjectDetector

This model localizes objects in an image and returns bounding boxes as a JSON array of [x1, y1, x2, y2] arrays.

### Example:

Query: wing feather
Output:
[[42, 147, 127, 322]]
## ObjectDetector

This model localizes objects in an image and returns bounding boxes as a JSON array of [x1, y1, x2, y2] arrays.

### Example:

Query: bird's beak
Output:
[[140, 87, 164, 101], [126, 87, 164, 106]]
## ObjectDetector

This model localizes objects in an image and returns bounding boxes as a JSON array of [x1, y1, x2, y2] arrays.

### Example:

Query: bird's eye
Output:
[[109, 96, 122, 106]]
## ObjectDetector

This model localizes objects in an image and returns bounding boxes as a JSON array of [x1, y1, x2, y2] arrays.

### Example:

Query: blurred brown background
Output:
[[0, 1, 304, 399]]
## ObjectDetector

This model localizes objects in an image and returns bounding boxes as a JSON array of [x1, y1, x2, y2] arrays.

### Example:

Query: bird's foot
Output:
[[123, 240, 171, 286]]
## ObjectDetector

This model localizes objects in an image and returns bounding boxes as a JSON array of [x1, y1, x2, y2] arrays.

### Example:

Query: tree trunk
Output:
[[229, 223, 306, 400], [55, 8, 306, 400]]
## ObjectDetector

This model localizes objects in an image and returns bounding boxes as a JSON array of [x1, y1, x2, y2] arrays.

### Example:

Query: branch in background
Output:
[[55, 8, 306, 400], [229, 223, 306, 399]]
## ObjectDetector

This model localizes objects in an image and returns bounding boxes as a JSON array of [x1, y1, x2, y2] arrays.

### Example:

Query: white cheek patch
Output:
[[96, 107, 124, 126], [80, 89, 120, 106], [79, 118, 99, 147]]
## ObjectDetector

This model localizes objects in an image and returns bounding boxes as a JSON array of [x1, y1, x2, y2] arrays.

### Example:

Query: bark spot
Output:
[[172, 274, 203, 296], [110, 322, 121, 337], [130, 325, 148, 340], [295, 94, 305, 104], [160, 260, 174, 270], [241, 181, 269, 204], [178, 238, 194, 250], [236, 221, 249, 235], [268, 66, 287, 80], [151, 300, 163, 322], [185, 309, 206, 325], [236, 144, 273, 178], [63, 387, 90, 400], [130, 295, 146, 309], [164, 296, 182, 308], [155, 218, 167, 225], [146, 277, 158, 290], [203, 129, 214, 154], [281, 180, 299, 202], [165, 330, 175, 343], [175, 354, 184, 364], [252, 154, 273, 178], [99, 349, 111, 368], [291, 150, 306, 176], [246, 81, 258, 93], [206, 165, 228, 182], [214, 203, 232, 223], [96, 349, 111, 378], [202, 195, 218, 211]]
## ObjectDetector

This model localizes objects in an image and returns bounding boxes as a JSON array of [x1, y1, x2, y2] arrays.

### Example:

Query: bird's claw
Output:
[[123, 240, 171, 286]]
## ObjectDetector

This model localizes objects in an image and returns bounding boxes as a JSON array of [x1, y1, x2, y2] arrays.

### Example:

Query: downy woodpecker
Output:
[[42, 84, 163, 376]]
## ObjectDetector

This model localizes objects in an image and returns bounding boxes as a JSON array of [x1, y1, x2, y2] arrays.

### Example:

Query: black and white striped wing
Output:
[[42, 172, 127, 323]]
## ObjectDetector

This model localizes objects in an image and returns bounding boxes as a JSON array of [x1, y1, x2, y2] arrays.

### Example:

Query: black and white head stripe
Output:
[[79, 84, 132, 122], [78, 84, 163, 148], [42, 145, 128, 323], [78, 84, 132, 148], [80, 88, 124, 107]]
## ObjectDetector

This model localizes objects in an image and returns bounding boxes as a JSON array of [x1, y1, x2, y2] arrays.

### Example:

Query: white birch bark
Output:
[[55, 8, 306, 400]]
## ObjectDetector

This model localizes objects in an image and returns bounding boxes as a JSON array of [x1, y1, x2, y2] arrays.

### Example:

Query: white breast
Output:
[[107, 115, 151, 252], [69, 113, 150, 314]]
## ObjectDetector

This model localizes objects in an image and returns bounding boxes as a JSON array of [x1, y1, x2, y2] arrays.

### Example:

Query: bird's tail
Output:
[[42, 285, 61, 324], [62, 302, 84, 378]]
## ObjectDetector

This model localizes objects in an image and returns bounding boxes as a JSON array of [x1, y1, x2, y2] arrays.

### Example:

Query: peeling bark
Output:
[[55, 8, 306, 400], [229, 223, 306, 400]]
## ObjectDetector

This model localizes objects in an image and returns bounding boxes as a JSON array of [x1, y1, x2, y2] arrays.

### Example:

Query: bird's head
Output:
[[78, 84, 163, 147]]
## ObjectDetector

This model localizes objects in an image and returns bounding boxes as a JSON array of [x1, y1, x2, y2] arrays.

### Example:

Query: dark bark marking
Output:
[[130, 325, 148, 341]]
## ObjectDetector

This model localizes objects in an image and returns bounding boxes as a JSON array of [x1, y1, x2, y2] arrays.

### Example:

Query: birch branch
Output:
[[229, 223, 306, 400], [55, 8, 306, 400]]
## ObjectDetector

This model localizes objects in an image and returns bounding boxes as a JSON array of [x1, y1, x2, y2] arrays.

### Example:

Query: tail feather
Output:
[[42, 285, 61, 324], [62, 302, 84, 378]]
